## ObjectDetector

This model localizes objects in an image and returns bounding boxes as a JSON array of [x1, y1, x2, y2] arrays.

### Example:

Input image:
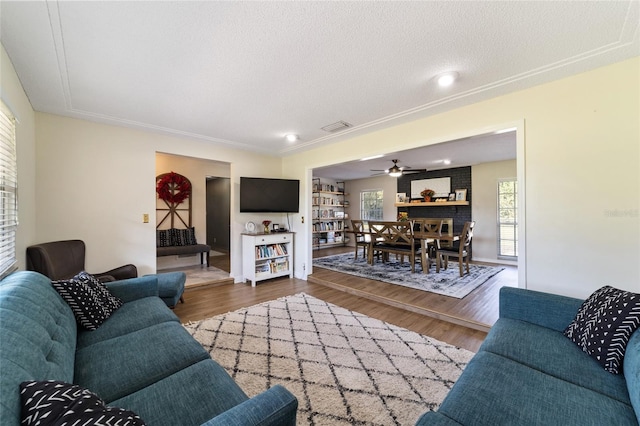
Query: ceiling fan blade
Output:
[[402, 169, 427, 174]]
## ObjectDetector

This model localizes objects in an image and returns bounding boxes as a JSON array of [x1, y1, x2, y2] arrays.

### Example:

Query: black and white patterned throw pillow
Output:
[[156, 229, 173, 247], [20, 380, 145, 425], [52, 271, 123, 330], [171, 227, 197, 246], [564, 285, 640, 374]]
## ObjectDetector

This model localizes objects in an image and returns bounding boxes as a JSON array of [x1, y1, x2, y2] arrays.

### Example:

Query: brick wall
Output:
[[396, 166, 471, 234]]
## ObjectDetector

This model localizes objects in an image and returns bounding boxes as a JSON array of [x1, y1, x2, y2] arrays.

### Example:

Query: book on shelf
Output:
[[255, 243, 288, 259]]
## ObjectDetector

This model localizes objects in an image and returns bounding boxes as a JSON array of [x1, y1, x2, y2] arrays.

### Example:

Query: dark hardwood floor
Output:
[[172, 246, 516, 352], [310, 246, 517, 332]]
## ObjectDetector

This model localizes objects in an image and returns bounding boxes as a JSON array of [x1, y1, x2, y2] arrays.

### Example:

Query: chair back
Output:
[[460, 221, 475, 250], [26, 240, 86, 280], [421, 219, 443, 234], [350, 220, 370, 243], [368, 221, 414, 246]]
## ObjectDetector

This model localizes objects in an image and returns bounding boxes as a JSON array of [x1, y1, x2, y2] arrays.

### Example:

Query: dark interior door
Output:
[[206, 177, 230, 252]]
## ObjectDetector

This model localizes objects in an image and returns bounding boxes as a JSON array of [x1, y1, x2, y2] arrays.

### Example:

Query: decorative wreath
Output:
[[156, 172, 191, 205]]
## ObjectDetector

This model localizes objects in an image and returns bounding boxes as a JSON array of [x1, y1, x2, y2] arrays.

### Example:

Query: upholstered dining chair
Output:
[[350, 219, 371, 260], [26, 239, 138, 282], [436, 221, 475, 277]]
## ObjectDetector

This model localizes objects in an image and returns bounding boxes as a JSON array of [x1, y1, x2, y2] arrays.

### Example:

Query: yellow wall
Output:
[[284, 57, 639, 298]]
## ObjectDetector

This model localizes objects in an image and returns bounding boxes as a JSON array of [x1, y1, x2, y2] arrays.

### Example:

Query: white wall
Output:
[[343, 175, 400, 249], [34, 113, 283, 279], [284, 57, 640, 299], [1, 45, 37, 270], [471, 160, 517, 264], [155, 152, 230, 269]]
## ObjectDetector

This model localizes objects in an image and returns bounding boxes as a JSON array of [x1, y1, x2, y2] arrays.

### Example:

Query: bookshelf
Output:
[[242, 232, 293, 286], [312, 178, 348, 250]]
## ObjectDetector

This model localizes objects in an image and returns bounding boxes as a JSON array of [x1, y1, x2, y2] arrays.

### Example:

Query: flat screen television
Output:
[[240, 177, 300, 213]]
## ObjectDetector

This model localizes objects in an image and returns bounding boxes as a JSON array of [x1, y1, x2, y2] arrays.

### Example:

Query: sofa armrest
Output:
[[96, 264, 138, 281], [104, 275, 159, 303], [499, 287, 584, 332], [202, 385, 297, 426]]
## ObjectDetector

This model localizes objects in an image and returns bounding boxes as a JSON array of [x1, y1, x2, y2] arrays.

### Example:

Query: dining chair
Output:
[[436, 221, 475, 277], [350, 219, 371, 260], [419, 219, 444, 268]]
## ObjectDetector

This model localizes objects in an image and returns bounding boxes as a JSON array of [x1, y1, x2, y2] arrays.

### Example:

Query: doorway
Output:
[[206, 176, 230, 252]]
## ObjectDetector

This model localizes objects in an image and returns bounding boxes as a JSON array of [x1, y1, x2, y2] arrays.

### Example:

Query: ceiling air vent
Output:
[[321, 120, 353, 133]]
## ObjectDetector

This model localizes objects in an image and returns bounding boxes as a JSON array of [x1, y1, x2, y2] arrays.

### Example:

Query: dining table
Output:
[[414, 231, 460, 273]]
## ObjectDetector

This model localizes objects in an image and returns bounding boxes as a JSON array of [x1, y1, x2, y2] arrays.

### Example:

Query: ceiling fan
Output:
[[371, 159, 427, 177]]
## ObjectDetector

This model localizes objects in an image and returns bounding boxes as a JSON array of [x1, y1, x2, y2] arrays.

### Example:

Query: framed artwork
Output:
[[396, 193, 407, 203], [455, 189, 467, 201], [448, 193, 456, 201]]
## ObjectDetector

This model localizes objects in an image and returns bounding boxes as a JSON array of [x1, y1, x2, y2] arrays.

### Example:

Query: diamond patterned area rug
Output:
[[313, 253, 505, 299], [185, 293, 474, 426]]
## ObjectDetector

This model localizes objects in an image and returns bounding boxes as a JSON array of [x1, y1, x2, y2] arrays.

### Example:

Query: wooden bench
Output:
[[367, 221, 425, 273], [157, 244, 211, 267]]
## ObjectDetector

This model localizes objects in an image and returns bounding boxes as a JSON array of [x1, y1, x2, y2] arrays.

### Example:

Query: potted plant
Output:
[[420, 188, 435, 202], [397, 212, 409, 222]]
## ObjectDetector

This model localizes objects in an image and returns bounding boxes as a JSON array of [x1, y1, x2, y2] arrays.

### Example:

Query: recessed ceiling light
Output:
[[443, 159, 451, 165], [285, 134, 299, 142], [436, 71, 459, 87]]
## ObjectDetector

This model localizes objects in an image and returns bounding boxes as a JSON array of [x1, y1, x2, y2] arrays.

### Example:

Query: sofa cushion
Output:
[[624, 329, 640, 420], [481, 318, 631, 405], [20, 380, 145, 426], [564, 285, 640, 374], [437, 351, 638, 426], [76, 297, 179, 349], [52, 271, 123, 330], [74, 321, 210, 402], [0, 272, 77, 426], [111, 359, 249, 425]]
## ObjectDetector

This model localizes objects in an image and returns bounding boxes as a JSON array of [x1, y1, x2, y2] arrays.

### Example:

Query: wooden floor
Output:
[[309, 246, 518, 332], [173, 277, 488, 352], [172, 246, 515, 352]]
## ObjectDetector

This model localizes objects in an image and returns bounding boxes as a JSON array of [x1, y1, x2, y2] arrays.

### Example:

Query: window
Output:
[[360, 190, 383, 220], [0, 101, 18, 278], [497, 179, 517, 259]]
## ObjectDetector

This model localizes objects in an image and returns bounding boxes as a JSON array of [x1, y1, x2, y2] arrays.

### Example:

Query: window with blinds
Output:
[[0, 102, 18, 278], [497, 178, 517, 259]]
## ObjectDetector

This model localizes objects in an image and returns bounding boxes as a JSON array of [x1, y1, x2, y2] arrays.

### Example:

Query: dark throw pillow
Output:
[[20, 380, 145, 425], [564, 285, 640, 374], [171, 227, 197, 246], [156, 229, 173, 247], [51, 271, 123, 330]]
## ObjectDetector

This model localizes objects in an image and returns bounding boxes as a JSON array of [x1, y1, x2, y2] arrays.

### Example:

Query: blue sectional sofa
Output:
[[0, 271, 298, 426], [416, 286, 640, 425]]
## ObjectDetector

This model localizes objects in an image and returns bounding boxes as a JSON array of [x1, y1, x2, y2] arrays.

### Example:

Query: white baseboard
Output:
[[472, 256, 517, 266]]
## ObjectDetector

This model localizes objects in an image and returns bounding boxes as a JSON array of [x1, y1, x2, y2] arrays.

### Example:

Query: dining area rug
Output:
[[185, 293, 473, 426], [313, 253, 504, 299]]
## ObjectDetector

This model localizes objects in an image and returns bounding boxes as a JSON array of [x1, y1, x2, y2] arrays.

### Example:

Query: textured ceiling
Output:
[[1, 1, 638, 157]]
